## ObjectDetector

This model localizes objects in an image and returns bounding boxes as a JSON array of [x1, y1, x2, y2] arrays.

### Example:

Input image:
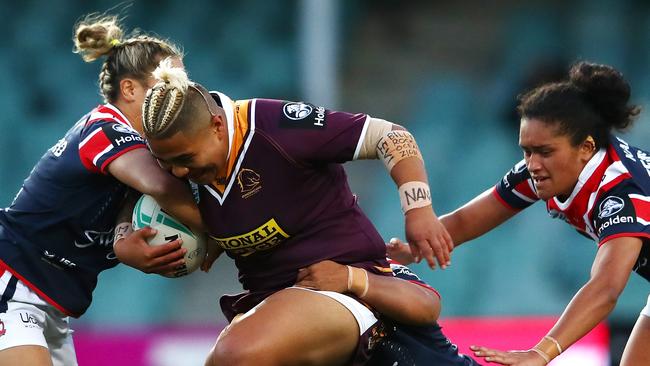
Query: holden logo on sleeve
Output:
[[283, 102, 313, 120], [598, 196, 625, 218]]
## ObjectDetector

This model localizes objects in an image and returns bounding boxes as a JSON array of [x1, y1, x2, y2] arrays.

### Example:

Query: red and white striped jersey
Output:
[[494, 136, 650, 281]]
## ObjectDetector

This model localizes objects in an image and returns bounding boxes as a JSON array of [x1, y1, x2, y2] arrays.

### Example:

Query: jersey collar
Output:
[[103, 103, 134, 128], [211, 91, 235, 161], [551, 148, 606, 210]]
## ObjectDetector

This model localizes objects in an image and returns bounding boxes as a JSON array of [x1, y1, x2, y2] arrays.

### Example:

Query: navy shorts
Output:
[[367, 321, 481, 366]]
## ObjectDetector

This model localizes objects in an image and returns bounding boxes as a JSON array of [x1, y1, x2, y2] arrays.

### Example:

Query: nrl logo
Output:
[[598, 196, 625, 219], [283, 102, 313, 120]]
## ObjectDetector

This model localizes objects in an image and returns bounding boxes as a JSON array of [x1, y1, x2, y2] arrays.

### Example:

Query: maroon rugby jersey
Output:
[[494, 137, 650, 281], [200, 93, 389, 319]]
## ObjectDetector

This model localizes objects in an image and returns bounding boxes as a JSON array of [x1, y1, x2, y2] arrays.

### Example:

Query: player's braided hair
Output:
[[142, 58, 190, 137], [73, 14, 182, 103], [143, 60, 216, 139], [517, 61, 640, 149]]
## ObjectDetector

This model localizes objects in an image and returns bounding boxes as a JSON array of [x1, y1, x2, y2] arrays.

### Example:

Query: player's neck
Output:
[[112, 100, 144, 135]]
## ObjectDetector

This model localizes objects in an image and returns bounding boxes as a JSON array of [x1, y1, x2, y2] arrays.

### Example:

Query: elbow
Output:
[[404, 293, 441, 326], [391, 124, 407, 132], [600, 286, 623, 308], [425, 294, 442, 323], [138, 175, 177, 199], [586, 278, 623, 311]]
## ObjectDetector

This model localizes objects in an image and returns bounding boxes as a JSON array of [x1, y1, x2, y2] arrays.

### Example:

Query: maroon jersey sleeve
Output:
[[253, 99, 369, 165]]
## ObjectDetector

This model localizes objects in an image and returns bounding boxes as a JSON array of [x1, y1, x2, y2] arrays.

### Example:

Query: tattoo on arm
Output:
[[113, 222, 132, 245], [113, 190, 140, 246]]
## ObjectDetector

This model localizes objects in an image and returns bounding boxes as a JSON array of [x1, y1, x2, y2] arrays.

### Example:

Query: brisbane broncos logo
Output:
[[237, 168, 262, 199]]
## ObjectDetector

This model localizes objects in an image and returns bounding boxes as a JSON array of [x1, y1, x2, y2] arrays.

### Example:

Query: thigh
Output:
[[216, 287, 365, 366], [621, 313, 650, 366], [0, 301, 51, 366], [0, 346, 52, 366]]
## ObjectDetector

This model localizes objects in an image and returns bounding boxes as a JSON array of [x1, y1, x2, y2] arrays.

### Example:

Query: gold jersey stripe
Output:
[[213, 100, 251, 192]]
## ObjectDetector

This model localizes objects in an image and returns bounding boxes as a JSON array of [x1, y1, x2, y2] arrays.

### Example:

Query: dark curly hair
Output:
[[517, 61, 640, 149]]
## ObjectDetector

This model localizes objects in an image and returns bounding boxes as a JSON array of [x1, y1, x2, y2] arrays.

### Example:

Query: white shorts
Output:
[[0, 271, 77, 366], [289, 286, 378, 335], [641, 294, 650, 318]]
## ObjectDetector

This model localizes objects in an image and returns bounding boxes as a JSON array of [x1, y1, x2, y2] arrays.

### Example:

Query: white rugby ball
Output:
[[132, 194, 206, 277]]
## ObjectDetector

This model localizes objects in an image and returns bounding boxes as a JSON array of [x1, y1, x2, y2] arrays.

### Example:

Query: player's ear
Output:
[[210, 113, 226, 135], [119, 78, 137, 102]]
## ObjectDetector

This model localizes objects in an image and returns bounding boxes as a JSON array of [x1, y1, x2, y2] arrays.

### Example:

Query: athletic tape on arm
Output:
[[377, 129, 423, 171]]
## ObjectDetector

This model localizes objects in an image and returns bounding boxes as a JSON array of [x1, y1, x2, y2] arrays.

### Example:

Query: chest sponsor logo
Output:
[[210, 218, 290, 257], [237, 168, 262, 199], [74, 229, 118, 260], [0, 320, 5, 337], [598, 196, 625, 218]]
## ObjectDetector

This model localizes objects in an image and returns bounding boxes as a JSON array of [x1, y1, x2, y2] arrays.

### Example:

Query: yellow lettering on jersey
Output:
[[210, 218, 290, 256]]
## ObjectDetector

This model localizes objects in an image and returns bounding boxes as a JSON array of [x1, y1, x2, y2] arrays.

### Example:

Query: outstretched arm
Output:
[[441, 187, 518, 247], [471, 236, 642, 365], [296, 260, 440, 325], [387, 188, 518, 265]]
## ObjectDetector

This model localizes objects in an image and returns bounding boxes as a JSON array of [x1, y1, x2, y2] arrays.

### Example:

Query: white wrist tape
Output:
[[399, 181, 432, 213]]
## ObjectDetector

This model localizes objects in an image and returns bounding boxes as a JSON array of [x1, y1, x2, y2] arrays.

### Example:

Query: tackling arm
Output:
[[472, 236, 642, 365], [107, 148, 204, 232], [296, 260, 440, 325], [441, 188, 518, 247]]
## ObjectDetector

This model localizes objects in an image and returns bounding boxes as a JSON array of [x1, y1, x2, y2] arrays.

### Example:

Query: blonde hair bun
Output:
[[73, 15, 123, 62], [152, 58, 190, 92]]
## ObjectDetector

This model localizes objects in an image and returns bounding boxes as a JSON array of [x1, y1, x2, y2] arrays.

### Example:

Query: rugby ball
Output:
[[132, 194, 206, 277]]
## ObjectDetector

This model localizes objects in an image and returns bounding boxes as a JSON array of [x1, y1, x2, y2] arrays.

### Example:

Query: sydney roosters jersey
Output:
[[201, 93, 389, 318], [0, 104, 146, 316], [388, 258, 440, 299], [495, 136, 650, 281]]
